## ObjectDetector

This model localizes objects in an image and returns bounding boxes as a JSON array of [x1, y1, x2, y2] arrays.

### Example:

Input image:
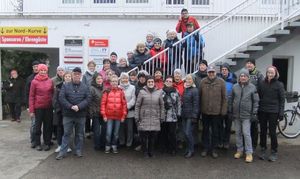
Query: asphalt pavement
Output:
[[1, 112, 300, 179]]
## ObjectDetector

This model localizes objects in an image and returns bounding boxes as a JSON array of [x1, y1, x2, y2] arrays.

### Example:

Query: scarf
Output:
[[34, 74, 48, 81], [163, 86, 176, 95]]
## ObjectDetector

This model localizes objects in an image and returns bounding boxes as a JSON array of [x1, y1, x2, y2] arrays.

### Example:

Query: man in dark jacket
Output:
[[200, 65, 227, 158], [110, 52, 121, 76], [3, 69, 24, 122], [245, 59, 264, 150], [56, 67, 91, 160], [217, 63, 237, 149], [25, 60, 40, 148], [193, 60, 208, 89]]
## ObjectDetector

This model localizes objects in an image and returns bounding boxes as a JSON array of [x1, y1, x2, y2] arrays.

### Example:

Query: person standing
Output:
[[110, 52, 121, 76], [154, 68, 164, 90], [119, 73, 136, 148], [56, 67, 91, 160], [217, 63, 237, 149], [29, 64, 54, 151], [245, 59, 264, 150], [200, 66, 227, 158], [161, 75, 181, 155], [181, 74, 199, 158], [25, 60, 40, 148], [193, 60, 208, 89], [130, 43, 151, 69], [176, 8, 200, 38], [135, 76, 165, 158], [258, 66, 285, 162], [3, 69, 24, 122], [230, 69, 259, 163], [101, 75, 127, 154], [89, 72, 104, 150]]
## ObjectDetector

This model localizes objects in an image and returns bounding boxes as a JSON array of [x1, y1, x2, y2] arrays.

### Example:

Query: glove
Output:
[[251, 114, 258, 122]]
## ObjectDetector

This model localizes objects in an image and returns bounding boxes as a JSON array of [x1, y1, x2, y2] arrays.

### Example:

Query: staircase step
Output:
[[267, 29, 290, 37], [239, 45, 263, 52], [288, 21, 300, 27], [251, 37, 277, 45], [226, 53, 250, 59]]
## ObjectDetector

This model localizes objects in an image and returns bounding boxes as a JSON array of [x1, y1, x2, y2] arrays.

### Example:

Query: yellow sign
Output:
[[0, 26, 48, 36]]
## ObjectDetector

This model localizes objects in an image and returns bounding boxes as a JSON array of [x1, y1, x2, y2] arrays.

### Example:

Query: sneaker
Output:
[[211, 150, 219, 159], [268, 152, 278, 162], [245, 154, 253, 163], [44, 145, 51, 151], [67, 148, 72, 153], [55, 146, 61, 153], [201, 150, 208, 157], [112, 146, 118, 154], [234, 151, 243, 159], [36, 145, 42, 151], [105, 146, 110, 154], [56, 153, 65, 160], [259, 150, 267, 160], [74, 152, 83, 158]]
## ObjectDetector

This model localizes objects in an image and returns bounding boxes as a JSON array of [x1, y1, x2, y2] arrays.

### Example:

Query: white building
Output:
[[0, 0, 300, 93]]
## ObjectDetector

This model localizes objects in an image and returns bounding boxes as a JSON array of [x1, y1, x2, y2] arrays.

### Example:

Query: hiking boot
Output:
[[268, 152, 278, 162], [245, 154, 253, 163], [234, 151, 243, 159], [105, 146, 111, 154], [43, 145, 51, 151], [211, 150, 219, 159], [112, 146, 118, 154]]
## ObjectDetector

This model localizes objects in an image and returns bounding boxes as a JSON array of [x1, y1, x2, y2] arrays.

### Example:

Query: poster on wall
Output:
[[64, 37, 84, 64], [0, 26, 48, 44], [88, 37, 110, 70]]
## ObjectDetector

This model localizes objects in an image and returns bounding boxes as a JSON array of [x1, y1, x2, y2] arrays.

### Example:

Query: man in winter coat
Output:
[[176, 8, 200, 37], [245, 59, 264, 150], [3, 69, 24, 122], [230, 69, 259, 163], [193, 60, 208, 89], [217, 63, 237, 149], [200, 66, 227, 158], [56, 67, 91, 160], [110, 52, 121, 76]]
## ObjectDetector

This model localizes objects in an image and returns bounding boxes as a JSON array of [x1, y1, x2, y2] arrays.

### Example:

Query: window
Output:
[[166, 0, 184, 5], [93, 0, 116, 3], [192, 0, 209, 5], [62, 0, 84, 4], [126, 0, 149, 3]]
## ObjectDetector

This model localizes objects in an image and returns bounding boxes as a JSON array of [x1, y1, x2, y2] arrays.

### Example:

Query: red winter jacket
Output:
[[150, 47, 168, 71], [29, 74, 54, 113], [101, 87, 127, 120], [155, 78, 164, 90], [173, 80, 185, 97], [176, 16, 200, 37]]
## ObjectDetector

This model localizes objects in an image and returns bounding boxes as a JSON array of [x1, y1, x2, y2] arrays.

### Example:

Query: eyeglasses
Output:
[[165, 80, 173, 83]]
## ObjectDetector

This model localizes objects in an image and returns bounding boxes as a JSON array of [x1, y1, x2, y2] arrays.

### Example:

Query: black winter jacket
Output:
[[258, 79, 285, 116], [3, 77, 24, 104], [182, 86, 199, 119], [59, 82, 91, 117]]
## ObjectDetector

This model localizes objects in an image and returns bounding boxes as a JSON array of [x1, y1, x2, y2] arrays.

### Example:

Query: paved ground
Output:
[[1, 112, 300, 179]]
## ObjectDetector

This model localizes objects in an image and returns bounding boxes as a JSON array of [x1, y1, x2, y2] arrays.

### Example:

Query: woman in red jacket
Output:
[[101, 75, 127, 154], [29, 64, 54, 151]]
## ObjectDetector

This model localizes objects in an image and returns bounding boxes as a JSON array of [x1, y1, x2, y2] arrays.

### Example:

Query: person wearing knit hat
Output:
[[29, 63, 54, 151], [231, 67, 259, 163], [217, 62, 237, 149], [135, 70, 149, 97], [244, 59, 264, 151]]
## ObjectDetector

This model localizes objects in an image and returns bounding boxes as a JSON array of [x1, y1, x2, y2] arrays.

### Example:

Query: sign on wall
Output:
[[0, 26, 48, 44], [88, 37, 110, 70], [64, 38, 84, 64]]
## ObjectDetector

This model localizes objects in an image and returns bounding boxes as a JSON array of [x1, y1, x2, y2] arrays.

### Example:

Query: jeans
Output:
[[220, 115, 232, 145], [93, 116, 105, 149], [235, 119, 253, 154], [259, 112, 278, 152], [161, 122, 177, 152], [182, 118, 194, 153], [34, 108, 53, 146], [202, 114, 221, 151], [30, 116, 36, 144], [140, 131, 157, 154], [8, 103, 21, 119], [119, 117, 134, 147], [60, 116, 86, 155], [106, 120, 121, 147]]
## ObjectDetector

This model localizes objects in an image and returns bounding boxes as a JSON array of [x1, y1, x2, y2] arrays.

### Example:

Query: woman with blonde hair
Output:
[[129, 43, 151, 69]]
